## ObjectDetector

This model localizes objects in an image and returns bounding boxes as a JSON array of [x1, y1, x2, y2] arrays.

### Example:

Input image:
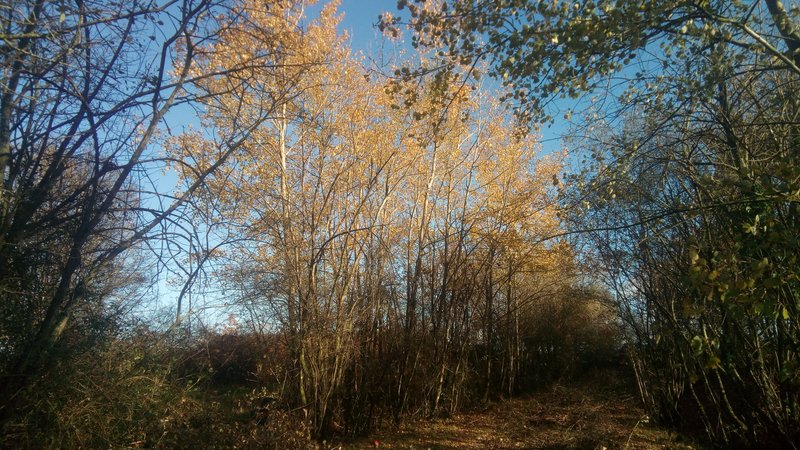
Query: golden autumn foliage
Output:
[[6, 0, 800, 447], [0, 0, 619, 446], [164, 0, 606, 438]]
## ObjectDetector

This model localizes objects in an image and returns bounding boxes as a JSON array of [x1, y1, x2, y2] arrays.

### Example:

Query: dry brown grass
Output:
[[336, 375, 702, 450]]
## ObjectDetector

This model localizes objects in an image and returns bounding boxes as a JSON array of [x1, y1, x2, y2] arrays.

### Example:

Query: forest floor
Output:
[[338, 375, 703, 450]]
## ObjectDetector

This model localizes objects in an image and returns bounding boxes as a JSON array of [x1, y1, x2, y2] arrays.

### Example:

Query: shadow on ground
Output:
[[337, 374, 702, 450]]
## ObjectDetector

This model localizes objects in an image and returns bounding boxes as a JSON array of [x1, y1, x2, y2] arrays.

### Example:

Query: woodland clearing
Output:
[[342, 375, 701, 450]]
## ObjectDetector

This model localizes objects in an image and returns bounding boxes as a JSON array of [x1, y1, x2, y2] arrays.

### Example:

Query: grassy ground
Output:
[[336, 377, 702, 450]]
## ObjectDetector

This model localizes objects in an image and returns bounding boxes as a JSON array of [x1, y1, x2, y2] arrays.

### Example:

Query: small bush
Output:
[[0, 330, 315, 449]]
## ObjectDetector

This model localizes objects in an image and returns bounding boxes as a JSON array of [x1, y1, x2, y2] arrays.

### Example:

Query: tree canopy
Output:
[[384, 0, 800, 446], [2, 0, 799, 448]]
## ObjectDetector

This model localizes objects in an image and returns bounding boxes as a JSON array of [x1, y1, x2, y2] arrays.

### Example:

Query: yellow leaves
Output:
[[307, 0, 345, 54], [166, 1, 573, 323], [689, 247, 700, 264]]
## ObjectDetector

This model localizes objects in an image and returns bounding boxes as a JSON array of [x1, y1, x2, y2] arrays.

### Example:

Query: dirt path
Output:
[[342, 381, 701, 450]]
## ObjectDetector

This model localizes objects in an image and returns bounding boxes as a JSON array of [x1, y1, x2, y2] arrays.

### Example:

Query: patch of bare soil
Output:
[[340, 378, 702, 450]]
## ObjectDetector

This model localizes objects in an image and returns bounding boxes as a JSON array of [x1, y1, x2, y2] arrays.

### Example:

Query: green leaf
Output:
[[690, 335, 703, 356], [689, 248, 699, 264]]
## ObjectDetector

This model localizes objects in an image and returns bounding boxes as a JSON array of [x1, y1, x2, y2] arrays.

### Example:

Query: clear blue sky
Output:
[[335, 0, 398, 53]]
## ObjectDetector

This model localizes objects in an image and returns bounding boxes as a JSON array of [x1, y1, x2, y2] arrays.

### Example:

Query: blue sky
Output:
[[334, 0, 397, 53]]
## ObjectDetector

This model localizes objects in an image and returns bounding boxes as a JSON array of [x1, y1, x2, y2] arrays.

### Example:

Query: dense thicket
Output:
[[0, 0, 619, 446], [390, 0, 800, 447], [11, 0, 795, 448], [168, 1, 618, 437], [0, 0, 341, 440], [0, 0, 220, 416]]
